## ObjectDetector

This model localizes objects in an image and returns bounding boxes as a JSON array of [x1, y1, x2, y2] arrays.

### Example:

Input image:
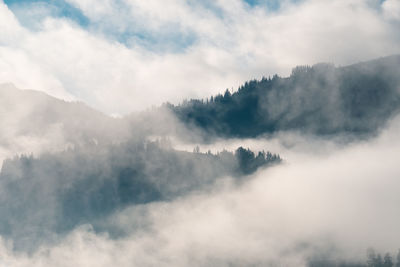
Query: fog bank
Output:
[[1, 116, 400, 267]]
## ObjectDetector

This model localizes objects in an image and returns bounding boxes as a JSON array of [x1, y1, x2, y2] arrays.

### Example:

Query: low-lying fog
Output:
[[1, 113, 400, 266]]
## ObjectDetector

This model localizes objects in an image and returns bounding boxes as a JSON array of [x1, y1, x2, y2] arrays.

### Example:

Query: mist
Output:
[[1, 60, 400, 265], [0, 113, 399, 266]]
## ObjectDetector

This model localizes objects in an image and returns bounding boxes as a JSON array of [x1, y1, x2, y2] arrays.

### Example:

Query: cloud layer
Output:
[[0, 0, 399, 114], [1, 115, 400, 266]]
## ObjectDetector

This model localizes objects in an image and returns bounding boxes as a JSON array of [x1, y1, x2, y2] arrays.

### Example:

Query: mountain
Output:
[[5, 53, 398, 152], [170, 55, 400, 138], [0, 83, 131, 162], [0, 83, 281, 251]]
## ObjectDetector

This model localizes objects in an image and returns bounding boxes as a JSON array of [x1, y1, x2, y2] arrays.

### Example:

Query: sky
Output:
[[0, 0, 400, 115]]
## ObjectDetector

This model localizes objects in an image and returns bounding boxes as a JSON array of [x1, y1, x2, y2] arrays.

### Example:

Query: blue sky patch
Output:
[[4, 0, 89, 28]]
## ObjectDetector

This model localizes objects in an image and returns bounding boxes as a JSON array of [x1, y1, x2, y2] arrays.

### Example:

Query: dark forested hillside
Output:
[[170, 55, 400, 137], [0, 140, 280, 250]]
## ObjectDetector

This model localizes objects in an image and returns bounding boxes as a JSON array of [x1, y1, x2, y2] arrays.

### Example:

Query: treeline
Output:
[[308, 248, 400, 267], [169, 55, 400, 138], [365, 248, 400, 267], [0, 139, 280, 250]]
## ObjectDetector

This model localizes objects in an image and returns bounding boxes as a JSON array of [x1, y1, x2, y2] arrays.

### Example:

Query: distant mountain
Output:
[[0, 83, 130, 142], [0, 83, 131, 162], [170, 55, 400, 138]]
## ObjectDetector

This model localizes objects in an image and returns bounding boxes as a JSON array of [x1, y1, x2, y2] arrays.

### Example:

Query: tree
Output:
[[224, 89, 231, 98], [367, 248, 377, 267], [235, 147, 256, 174], [193, 145, 200, 153], [367, 248, 384, 267], [395, 250, 400, 267], [384, 253, 393, 267], [291, 65, 311, 77], [376, 254, 383, 267]]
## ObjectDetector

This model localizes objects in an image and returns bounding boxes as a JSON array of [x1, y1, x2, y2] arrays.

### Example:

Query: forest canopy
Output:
[[170, 55, 400, 138]]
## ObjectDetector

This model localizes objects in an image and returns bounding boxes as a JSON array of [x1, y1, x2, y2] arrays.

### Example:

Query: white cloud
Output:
[[0, 2, 24, 44], [66, 0, 114, 19], [383, 0, 400, 21], [0, 0, 399, 114]]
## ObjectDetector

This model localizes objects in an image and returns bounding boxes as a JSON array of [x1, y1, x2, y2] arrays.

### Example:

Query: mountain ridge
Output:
[[2, 54, 400, 145], [169, 54, 400, 138]]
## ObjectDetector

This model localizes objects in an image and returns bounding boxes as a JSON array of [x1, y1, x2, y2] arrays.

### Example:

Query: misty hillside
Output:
[[0, 83, 130, 145], [170, 55, 400, 137], [0, 140, 280, 250], [0, 83, 137, 165], [0, 83, 282, 251]]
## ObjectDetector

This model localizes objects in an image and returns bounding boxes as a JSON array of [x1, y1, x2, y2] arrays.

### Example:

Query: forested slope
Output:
[[171, 55, 400, 137]]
